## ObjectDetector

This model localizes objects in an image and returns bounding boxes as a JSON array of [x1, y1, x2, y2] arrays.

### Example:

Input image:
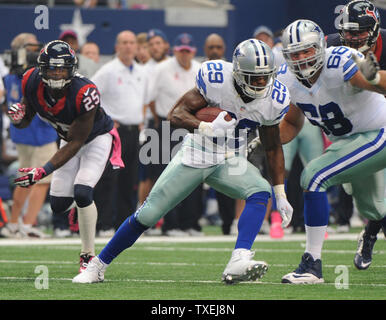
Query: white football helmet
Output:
[[232, 39, 276, 99], [282, 20, 326, 81]]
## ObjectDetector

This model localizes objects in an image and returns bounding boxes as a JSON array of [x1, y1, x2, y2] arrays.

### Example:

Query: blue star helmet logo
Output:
[[234, 47, 243, 57], [312, 25, 322, 34]]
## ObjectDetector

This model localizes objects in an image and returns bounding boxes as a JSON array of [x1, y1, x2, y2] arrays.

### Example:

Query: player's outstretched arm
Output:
[[258, 124, 285, 186], [167, 88, 208, 132], [258, 124, 293, 227], [14, 105, 97, 188], [279, 103, 304, 145]]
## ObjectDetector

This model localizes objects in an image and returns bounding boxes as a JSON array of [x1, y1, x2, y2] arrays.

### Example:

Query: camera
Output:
[[3, 43, 43, 76]]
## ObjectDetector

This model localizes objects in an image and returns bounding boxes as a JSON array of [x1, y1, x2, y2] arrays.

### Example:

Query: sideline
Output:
[[0, 233, 374, 246]]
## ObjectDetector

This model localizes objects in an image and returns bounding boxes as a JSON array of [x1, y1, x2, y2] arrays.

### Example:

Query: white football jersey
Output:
[[181, 60, 290, 168], [277, 46, 386, 142]]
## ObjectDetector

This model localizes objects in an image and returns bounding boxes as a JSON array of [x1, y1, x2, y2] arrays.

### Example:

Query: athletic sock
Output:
[[77, 202, 97, 256], [235, 192, 269, 250], [98, 214, 148, 264], [379, 216, 386, 236], [305, 225, 326, 260], [304, 191, 329, 260], [366, 217, 385, 237]]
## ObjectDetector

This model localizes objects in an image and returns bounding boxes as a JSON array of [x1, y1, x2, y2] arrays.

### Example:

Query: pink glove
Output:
[[8, 103, 26, 124], [14, 167, 47, 188]]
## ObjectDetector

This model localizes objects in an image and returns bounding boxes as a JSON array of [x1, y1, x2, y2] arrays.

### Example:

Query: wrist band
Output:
[[273, 184, 286, 199], [43, 161, 55, 176]]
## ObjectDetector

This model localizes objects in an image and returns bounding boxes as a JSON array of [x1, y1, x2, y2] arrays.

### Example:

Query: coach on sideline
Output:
[[92, 30, 148, 229]]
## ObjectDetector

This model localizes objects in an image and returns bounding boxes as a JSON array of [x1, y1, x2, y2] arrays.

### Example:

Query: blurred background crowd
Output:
[[0, 0, 378, 239]]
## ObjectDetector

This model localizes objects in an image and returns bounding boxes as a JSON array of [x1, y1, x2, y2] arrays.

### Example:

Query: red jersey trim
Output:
[[374, 34, 383, 61], [37, 82, 67, 115], [75, 84, 97, 114], [21, 67, 36, 97]]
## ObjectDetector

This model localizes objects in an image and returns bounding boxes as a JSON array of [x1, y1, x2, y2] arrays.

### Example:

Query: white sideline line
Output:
[[1, 276, 385, 287], [0, 259, 385, 268], [0, 233, 375, 246], [2, 245, 382, 255], [135, 246, 386, 255]]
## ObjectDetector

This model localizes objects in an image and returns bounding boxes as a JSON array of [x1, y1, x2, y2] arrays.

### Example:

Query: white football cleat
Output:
[[281, 253, 324, 284], [72, 256, 107, 284], [222, 248, 268, 284], [79, 253, 95, 273]]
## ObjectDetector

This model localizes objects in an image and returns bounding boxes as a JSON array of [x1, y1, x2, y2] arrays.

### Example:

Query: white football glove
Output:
[[8, 103, 26, 125], [198, 111, 236, 137], [273, 184, 293, 228], [352, 51, 381, 85], [14, 167, 47, 188]]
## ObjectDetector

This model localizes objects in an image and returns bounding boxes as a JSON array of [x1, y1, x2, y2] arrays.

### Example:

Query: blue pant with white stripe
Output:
[[300, 128, 386, 221]]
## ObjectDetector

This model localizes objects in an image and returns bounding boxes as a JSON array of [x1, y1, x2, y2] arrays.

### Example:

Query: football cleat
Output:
[[79, 253, 95, 273], [72, 256, 107, 284], [222, 249, 268, 284], [281, 252, 324, 284], [354, 230, 377, 270]]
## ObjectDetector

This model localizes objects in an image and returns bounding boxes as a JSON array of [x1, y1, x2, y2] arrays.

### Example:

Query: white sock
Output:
[[77, 202, 97, 256], [305, 225, 327, 260]]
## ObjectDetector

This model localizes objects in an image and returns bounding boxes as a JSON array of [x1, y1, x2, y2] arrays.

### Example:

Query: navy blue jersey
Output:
[[22, 67, 113, 143], [326, 29, 386, 70]]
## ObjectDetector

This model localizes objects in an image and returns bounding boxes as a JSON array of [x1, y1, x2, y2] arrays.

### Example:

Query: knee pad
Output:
[[74, 184, 94, 208], [50, 196, 74, 214]]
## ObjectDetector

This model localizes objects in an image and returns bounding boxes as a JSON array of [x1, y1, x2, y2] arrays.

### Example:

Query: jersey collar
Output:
[[37, 82, 67, 115]]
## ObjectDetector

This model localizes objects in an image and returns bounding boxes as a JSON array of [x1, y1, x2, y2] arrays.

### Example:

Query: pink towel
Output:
[[109, 127, 125, 169], [321, 130, 332, 150]]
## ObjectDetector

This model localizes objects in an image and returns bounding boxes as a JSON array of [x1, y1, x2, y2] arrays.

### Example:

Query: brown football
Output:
[[195, 106, 232, 122]]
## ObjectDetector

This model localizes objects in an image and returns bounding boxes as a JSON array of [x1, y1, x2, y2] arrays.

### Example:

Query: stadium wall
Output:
[[0, 2, 385, 61]]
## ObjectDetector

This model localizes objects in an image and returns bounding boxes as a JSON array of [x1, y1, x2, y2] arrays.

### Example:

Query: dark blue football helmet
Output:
[[338, 0, 381, 53], [37, 40, 78, 90]]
